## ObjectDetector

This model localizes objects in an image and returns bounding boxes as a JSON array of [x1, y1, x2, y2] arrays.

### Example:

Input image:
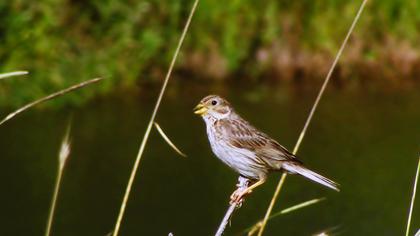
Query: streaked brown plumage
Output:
[[194, 95, 339, 202]]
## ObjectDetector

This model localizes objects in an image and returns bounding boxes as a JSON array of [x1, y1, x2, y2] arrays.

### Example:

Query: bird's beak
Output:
[[193, 103, 208, 115]]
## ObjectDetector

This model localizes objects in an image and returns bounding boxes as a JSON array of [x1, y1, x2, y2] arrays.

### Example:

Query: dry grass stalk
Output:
[[111, 1, 200, 235], [45, 125, 72, 236], [0, 71, 28, 80], [256, 1, 369, 235], [276, 197, 325, 215], [405, 155, 420, 236], [154, 122, 187, 157], [0, 78, 102, 126], [246, 198, 325, 236]]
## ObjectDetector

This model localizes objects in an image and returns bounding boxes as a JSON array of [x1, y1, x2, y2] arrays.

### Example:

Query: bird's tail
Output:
[[282, 162, 340, 192]]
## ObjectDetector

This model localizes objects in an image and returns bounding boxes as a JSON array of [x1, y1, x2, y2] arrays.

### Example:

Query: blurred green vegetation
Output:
[[0, 0, 419, 107]]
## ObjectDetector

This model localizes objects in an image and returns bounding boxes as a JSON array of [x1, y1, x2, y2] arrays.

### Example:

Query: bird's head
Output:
[[194, 95, 232, 120]]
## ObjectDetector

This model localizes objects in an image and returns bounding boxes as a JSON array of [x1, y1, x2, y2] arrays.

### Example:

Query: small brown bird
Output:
[[194, 95, 339, 203]]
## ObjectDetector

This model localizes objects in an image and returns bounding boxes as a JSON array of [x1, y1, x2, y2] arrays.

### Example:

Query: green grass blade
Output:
[[154, 122, 187, 157], [0, 71, 28, 80], [0, 78, 102, 126]]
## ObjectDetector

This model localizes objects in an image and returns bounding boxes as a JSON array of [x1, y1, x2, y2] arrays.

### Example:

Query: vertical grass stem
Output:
[[111, 1, 200, 235], [45, 125, 71, 236], [405, 156, 420, 236], [257, 0, 368, 235]]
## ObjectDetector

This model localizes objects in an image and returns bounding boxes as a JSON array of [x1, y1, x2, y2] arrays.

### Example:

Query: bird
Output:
[[193, 95, 339, 203]]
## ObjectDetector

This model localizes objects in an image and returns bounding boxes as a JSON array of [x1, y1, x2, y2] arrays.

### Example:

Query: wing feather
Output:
[[217, 118, 300, 169]]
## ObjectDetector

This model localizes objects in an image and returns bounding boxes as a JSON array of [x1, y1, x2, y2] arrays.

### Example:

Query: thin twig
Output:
[[217, 205, 236, 236], [215, 176, 250, 236], [111, 1, 200, 235], [154, 122, 187, 157], [0, 78, 103, 126], [405, 155, 420, 236], [0, 71, 28, 80], [257, 1, 368, 235], [45, 124, 72, 236]]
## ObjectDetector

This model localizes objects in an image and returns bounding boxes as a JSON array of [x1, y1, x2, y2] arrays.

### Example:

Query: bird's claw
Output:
[[229, 189, 251, 205]]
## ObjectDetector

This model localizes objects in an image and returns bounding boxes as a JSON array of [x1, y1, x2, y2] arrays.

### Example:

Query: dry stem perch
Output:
[[215, 176, 250, 236]]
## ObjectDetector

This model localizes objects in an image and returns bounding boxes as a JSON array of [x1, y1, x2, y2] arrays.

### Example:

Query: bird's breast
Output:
[[205, 123, 265, 180]]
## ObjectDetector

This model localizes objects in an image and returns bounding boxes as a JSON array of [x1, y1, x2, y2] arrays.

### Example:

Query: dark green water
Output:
[[1, 82, 419, 236]]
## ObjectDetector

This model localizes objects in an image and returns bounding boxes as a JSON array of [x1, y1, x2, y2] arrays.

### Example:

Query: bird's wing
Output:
[[219, 119, 300, 167]]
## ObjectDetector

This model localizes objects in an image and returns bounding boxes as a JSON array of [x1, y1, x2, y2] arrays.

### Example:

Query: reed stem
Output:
[[45, 165, 64, 236], [45, 125, 71, 236]]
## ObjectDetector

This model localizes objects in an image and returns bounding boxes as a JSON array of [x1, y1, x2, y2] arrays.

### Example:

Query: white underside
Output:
[[205, 116, 266, 180]]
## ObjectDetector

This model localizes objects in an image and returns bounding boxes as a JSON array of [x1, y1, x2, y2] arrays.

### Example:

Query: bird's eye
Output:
[[211, 100, 218, 106]]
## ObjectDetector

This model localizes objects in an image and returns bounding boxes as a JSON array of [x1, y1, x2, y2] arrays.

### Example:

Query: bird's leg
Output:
[[230, 178, 266, 204]]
